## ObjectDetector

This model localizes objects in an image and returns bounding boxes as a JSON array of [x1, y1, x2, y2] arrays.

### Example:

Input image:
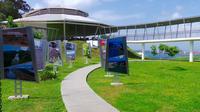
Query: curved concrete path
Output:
[[61, 64, 119, 112]]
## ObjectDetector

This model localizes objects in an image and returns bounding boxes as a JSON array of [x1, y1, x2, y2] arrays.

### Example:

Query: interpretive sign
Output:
[[48, 40, 62, 66], [105, 36, 128, 74], [99, 39, 107, 68], [1, 27, 38, 82], [82, 43, 91, 58], [64, 42, 76, 61], [34, 39, 48, 70], [0, 30, 3, 78]]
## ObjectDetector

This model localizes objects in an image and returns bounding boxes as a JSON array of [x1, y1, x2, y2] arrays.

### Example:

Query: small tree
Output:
[[34, 31, 43, 39], [151, 45, 158, 56], [166, 46, 180, 57], [6, 16, 17, 28], [159, 44, 168, 53]]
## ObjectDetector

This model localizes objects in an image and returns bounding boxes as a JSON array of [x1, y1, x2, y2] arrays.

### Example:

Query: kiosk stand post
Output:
[[104, 72, 114, 77], [14, 79, 22, 97], [110, 73, 123, 86], [68, 59, 73, 68], [53, 64, 58, 75], [85, 57, 88, 64], [8, 80, 29, 100]]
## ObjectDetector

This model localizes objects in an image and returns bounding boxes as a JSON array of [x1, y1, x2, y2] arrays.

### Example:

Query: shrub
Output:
[[166, 46, 180, 57], [6, 16, 17, 28], [151, 45, 158, 56], [34, 31, 43, 39], [39, 64, 57, 81]]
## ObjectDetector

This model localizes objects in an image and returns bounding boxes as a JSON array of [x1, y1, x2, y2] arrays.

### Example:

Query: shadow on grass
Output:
[[124, 82, 146, 86], [30, 96, 61, 100], [169, 66, 187, 71]]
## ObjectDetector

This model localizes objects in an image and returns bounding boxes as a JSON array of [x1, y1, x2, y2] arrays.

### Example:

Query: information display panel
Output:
[[105, 36, 128, 74], [99, 39, 107, 68], [82, 43, 92, 58], [1, 27, 38, 82], [34, 39, 48, 70], [48, 40, 63, 66], [64, 42, 76, 61], [0, 30, 3, 78]]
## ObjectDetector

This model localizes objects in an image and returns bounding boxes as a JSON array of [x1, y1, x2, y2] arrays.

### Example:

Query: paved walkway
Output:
[[61, 64, 119, 112]]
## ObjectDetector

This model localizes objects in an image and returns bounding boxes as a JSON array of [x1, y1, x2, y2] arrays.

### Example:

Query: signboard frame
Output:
[[34, 38, 48, 70], [99, 39, 107, 68], [82, 43, 92, 58], [105, 36, 129, 74], [0, 29, 4, 79], [48, 40, 63, 66], [1, 27, 39, 82], [64, 42, 77, 62]]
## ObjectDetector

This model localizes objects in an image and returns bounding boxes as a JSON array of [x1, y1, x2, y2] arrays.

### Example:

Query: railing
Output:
[[114, 29, 200, 41]]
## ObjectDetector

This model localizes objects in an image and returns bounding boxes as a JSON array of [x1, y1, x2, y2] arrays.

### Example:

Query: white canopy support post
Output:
[[94, 26, 99, 38], [109, 27, 112, 38], [126, 26, 129, 37], [189, 41, 194, 62], [103, 26, 106, 35], [63, 19, 66, 41], [141, 43, 145, 61]]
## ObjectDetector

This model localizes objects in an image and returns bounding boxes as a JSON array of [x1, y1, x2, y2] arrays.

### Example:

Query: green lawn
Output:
[[88, 61, 200, 112], [173, 56, 200, 62], [2, 40, 100, 112]]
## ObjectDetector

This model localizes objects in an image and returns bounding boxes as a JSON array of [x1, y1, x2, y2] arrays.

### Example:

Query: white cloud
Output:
[[91, 10, 141, 21], [91, 10, 142, 22], [171, 5, 183, 19], [176, 5, 183, 11], [43, 0, 97, 9], [33, 3, 43, 9], [171, 12, 181, 19], [37, 0, 117, 9]]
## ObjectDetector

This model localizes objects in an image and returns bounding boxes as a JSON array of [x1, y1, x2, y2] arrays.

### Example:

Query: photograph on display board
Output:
[[82, 43, 91, 58], [105, 36, 129, 74], [99, 39, 107, 68], [0, 30, 3, 78], [48, 40, 62, 66], [34, 39, 48, 70], [64, 42, 76, 61], [1, 27, 38, 82]]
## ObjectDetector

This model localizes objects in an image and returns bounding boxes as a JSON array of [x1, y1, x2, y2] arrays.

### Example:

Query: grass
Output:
[[173, 55, 200, 61], [2, 40, 100, 112], [88, 61, 200, 112]]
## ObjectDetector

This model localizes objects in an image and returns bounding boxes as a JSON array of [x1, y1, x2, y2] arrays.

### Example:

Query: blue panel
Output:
[[2, 27, 38, 82], [106, 36, 129, 74]]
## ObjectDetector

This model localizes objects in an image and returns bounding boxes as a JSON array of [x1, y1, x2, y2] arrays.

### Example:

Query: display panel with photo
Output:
[[0, 30, 3, 78], [82, 43, 92, 58], [1, 27, 38, 82], [48, 40, 62, 66], [99, 39, 107, 68], [105, 36, 129, 74], [64, 42, 76, 61], [34, 39, 48, 70]]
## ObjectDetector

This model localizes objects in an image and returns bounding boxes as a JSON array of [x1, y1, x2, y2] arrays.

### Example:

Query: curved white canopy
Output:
[[13, 14, 105, 25]]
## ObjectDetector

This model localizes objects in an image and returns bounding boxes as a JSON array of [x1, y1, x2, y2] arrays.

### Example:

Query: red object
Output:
[[100, 40, 105, 46]]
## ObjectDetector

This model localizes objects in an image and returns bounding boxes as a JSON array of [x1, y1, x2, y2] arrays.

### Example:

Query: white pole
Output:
[[63, 20, 66, 41], [141, 43, 145, 61], [189, 41, 194, 62]]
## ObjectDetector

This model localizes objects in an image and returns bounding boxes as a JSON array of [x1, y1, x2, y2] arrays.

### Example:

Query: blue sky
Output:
[[27, 0, 200, 26], [27, 0, 200, 51]]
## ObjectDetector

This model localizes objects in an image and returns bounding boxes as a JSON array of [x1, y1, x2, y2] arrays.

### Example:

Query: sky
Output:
[[27, 0, 200, 26], [27, 0, 200, 51]]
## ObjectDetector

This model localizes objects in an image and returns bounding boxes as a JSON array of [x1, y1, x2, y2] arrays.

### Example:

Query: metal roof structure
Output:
[[1, 8, 113, 39], [13, 14, 106, 26], [115, 16, 200, 29]]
